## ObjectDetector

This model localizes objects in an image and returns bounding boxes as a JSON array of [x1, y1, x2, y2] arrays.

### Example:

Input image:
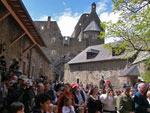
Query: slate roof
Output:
[[68, 44, 136, 64], [120, 64, 140, 77], [71, 4, 103, 38], [83, 20, 101, 32]]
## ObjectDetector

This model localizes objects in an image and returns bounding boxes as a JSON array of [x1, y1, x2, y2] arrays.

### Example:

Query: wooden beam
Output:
[[10, 32, 26, 46], [23, 43, 36, 54], [0, 11, 10, 22], [1, 0, 37, 45]]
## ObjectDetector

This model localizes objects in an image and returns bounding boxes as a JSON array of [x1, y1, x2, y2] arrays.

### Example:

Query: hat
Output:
[[9, 80, 16, 84], [71, 83, 78, 89], [106, 80, 110, 84], [18, 75, 28, 80], [123, 84, 130, 89], [138, 77, 144, 82]]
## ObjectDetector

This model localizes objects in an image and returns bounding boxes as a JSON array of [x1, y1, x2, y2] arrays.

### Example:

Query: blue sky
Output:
[[22, 0, 120, 40]]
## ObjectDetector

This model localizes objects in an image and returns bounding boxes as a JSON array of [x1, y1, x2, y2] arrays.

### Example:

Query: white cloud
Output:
[[37, 15, 55, 21], [38, 15, 48, 21], [55, 8, 80, 36], [100, 11, 121, 23], [99, 11, 122, 43], [96, 1, 107, 14]]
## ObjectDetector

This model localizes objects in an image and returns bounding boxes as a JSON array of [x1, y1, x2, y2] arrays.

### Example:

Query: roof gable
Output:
[[83, 20, 101, 32]]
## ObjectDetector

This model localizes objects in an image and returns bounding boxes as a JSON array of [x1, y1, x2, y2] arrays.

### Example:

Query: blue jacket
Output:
[[134, 91, 150, 113]]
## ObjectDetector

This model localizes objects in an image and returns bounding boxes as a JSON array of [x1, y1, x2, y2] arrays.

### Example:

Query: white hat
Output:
[[138, 77, 144, 82]]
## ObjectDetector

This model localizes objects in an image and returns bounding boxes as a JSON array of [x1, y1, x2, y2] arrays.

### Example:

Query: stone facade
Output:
[[34, 3, 104, 81], [64, 60, 128, 89], [0, 1, 53, 80]]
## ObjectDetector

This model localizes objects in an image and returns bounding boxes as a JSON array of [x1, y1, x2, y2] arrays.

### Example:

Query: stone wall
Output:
[[30, 47, 54, 80], [0, 3, 53, 80], [0, 14, 25, 69], [64, 60, 128, 89]]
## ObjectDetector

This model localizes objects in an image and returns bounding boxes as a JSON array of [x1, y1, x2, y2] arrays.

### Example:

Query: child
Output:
[[62, 97, 75, 113], [53, 105, 58, 113], [78, 107, 84, 113], [47, 104, 53, 113]]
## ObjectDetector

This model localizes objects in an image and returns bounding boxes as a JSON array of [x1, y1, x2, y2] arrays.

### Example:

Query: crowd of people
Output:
[[1, 58, 150, 113]]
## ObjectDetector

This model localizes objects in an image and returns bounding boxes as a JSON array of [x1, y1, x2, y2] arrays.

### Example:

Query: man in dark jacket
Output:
[[134, 83, 150, 113], [32, 93, 51, 113]]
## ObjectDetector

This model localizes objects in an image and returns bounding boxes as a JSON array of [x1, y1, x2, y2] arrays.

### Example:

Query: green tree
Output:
[[101, 0, 150, 81], [101, 0, 150, 53]]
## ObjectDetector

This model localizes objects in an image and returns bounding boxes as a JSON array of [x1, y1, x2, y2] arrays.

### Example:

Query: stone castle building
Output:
[[0, 0, 146, 87], [34, 2, 104, 80], [64, 44, 146, 89], [0, 0, 54, 80]]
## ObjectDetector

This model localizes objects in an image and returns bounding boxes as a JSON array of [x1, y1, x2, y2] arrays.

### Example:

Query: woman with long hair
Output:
[[87, 86, 102, 113]]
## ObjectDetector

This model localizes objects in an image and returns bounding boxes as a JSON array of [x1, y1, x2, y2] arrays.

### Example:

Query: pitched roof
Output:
[[120, 65, 140, 77], [68, 44, 136, 64], [1, 0, 46, 47], [83, 20, 101, 32]]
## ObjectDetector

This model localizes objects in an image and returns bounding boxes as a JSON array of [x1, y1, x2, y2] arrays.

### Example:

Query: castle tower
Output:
[[91, 2, 96, 12]]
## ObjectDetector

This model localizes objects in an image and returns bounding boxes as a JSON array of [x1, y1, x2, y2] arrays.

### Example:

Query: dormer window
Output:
[[87, 49, 99, 59]]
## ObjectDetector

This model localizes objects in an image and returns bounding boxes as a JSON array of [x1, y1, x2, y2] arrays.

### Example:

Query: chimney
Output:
[[47, 16, 51, 29], [91, 2, 96, 12]]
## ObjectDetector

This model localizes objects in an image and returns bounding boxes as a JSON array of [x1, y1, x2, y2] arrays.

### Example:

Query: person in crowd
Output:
[[130, 91, 134, 98], [115, 90, 121, 97], [47, 104, 53, 113], [57, 83, 74, 113], [105, 80, 113, 90], [32, 93, 51, 113], [8, 102, 24, 113], [62, 97, 75, 113], [133, 77, 144, 95], [134, 83, 150, 113], [147, 91, 150, 105], [56, 83, 63, 98], [117, 85, 134, 113], [0, 55, 6, 77], [0, 75, 8, 111], [37, 83, 45, 95], [78, 107, 84, 113], [72, 83, 86, 112], [44, 82, 57, 104], [53, 105, 58, 113], [100, 87, 117, 113], [87, 86, 102, 113]]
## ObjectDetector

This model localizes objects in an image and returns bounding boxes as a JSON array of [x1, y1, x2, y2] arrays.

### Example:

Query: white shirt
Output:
[[62, 106, 75, 113], [147, 98, 150, 105], [100, 94, 117, 111]]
